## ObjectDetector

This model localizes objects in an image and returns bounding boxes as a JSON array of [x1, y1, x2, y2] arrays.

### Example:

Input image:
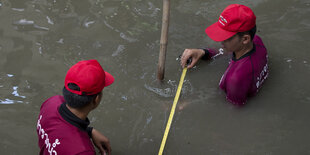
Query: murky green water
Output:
[[0, 0, 310, 154]]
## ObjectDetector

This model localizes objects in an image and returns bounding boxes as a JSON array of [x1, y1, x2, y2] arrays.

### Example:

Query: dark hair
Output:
[[63, 83, 98, 108], [237, 25, 257, 41]]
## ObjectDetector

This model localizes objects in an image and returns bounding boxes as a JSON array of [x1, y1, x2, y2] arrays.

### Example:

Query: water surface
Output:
[[0, 0, 309, 154]]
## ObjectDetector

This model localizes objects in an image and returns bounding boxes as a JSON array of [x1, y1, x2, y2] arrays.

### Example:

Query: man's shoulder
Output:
[[38, 95, 65, 128], [45, 95, 65, 103], [253, 35, 266, 48], [41, 95, 64, 109], [253, 35, 262, 42]]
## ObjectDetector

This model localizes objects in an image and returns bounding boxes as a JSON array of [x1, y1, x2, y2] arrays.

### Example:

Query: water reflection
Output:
[[0, 74, 27, 104], [144, 79, 193, 98], [0, 0, 309, 154]]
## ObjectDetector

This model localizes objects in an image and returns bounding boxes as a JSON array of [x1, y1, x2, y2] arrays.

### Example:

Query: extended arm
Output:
[[181, 48, 219, 68]]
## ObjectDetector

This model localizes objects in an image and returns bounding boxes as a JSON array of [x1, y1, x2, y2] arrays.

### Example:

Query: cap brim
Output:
[[104, 71, 114, 87], [205, 22, 237, 42]]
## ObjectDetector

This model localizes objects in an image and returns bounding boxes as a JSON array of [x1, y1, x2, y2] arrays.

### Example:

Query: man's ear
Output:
[[93, 92, 102, 109], [242, 34, 251, 44]]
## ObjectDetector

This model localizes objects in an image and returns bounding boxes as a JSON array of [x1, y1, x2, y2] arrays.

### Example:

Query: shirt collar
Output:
[[232, 44, 256, 61], [58, 103, 90, 131]]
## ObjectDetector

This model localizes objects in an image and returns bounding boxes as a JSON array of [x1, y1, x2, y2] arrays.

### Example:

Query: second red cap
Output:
[[205, 4, 256, 42]]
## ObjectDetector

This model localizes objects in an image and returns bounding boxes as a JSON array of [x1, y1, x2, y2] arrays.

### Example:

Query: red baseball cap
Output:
[[205, 4, 256, 42], [64, 59, 114, 95]]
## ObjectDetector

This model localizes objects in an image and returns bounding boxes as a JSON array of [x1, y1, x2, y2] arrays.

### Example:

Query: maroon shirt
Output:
[[205, 35, 268, 105], [36, 95, 95, 155]]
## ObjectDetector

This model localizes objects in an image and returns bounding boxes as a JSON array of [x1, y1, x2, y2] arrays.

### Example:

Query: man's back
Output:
[[36, 95, 95, 155]]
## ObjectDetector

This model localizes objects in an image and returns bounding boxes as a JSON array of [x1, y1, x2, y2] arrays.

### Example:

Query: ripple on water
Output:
[[133, 2, 160, 17], [0, 73, 27, 104], [0, 98, 23, 104], [13, 19, 49, 31], [144, 79, 193, 98], [112, 45, 125, 57], [46, 16, 54, 25]]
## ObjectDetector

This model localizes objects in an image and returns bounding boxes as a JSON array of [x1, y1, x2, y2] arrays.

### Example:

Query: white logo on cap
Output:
[[219, 15, 228, 26]]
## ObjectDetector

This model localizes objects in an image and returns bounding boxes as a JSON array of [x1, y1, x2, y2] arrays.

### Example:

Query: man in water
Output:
[[36, 60, 114, 154], [181, 4, 268, 105]]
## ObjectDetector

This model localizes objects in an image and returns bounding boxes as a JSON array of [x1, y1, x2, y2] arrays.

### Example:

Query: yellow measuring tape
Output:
[[158, 67, 187, 155]]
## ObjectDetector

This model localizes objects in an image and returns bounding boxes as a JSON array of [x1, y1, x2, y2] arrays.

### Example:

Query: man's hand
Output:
[[91, 129, 111, 155], [181, 49, 205, 69]]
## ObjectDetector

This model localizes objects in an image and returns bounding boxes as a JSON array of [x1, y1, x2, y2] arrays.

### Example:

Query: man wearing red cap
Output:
[[181, 4, 268, 105], [36, 60, 114, 154]]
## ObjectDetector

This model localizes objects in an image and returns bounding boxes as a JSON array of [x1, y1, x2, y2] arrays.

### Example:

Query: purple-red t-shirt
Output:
[[36, 95, 95, 155], [205, 35, 268, 105]]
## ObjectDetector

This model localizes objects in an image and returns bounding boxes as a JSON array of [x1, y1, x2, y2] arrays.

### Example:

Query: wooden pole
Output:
[[157, 0, 170, 81]]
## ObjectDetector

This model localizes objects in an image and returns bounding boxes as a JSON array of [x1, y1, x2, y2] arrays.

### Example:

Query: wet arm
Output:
[[201, 48, 219, 60], [90, 128, 111, 155], [180, 48, 219, 68]]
